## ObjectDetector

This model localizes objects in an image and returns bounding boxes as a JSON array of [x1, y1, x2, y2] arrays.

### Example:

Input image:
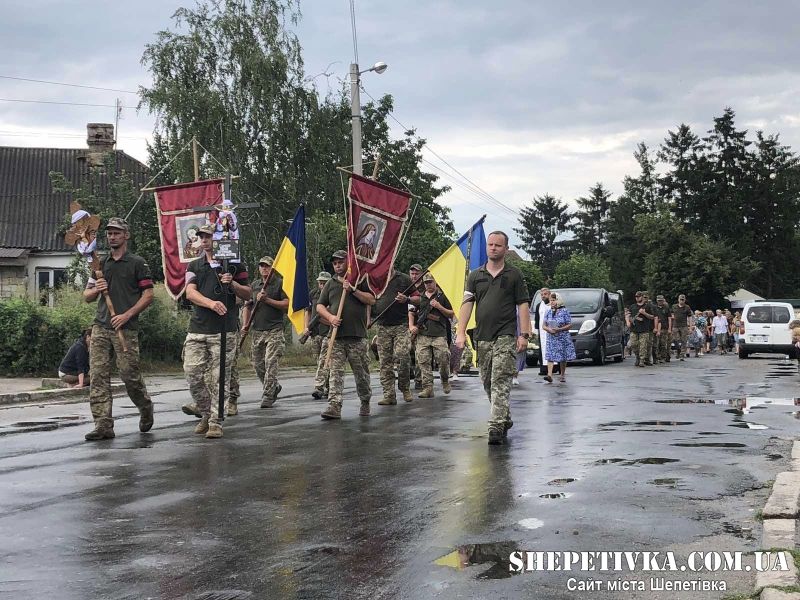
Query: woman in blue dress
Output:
[[543, 292, 576, 383]]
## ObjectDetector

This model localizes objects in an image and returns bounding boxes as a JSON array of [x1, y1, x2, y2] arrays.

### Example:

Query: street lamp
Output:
[[350, 61, 388, 176]]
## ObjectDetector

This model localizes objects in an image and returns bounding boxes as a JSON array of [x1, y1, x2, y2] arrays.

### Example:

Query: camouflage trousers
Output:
[[476, 335, 517, 433], [655, 331, 671, 361], [328, 337, 371, 408], [184, 332, 236, 425], [415, 334, 450, 390], [252, 328, 285, 402], [312, 335, 330, 393], [229, 333, 241, 403], [376, 323, 411, 400], [630, 332, 652, 363], [89, 325, 152, 430], [673, 327, 689, 356]]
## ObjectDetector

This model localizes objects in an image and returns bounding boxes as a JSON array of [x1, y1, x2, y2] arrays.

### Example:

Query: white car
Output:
[[739, 301, 795, 359]]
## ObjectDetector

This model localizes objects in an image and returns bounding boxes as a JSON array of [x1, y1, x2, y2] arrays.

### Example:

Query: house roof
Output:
[[0, 247, 31, 258], [0, 147, 148, 252]]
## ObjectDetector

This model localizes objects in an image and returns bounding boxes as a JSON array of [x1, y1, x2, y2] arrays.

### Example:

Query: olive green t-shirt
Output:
[[672, 304, 693, 328], [464, 263, 530, 341], [249, 275, 287, 331], [89, 251, 154, 330], [317, 277, 373, 339], [418, 290, 453, 338], [309, 288, 330, 337], [628, 302, 656, 333], [653, 304, 672, 328], [374, 271, 413, 326], [186, 257, 249, 334]]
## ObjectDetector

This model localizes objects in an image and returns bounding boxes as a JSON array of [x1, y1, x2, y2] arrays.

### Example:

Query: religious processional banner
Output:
[[346, 174, 411, 297], [153, 179, 224, 299]]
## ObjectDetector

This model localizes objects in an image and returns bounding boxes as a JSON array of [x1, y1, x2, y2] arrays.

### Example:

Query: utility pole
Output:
[[350, 63, 362, 176]]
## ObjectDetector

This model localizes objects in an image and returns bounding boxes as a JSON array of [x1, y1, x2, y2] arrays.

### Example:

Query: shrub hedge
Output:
[[0, 285, 189, 376]]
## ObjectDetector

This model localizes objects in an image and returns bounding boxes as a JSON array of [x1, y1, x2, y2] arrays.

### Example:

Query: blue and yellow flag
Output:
[[273, 206, 310, 334], [428, 217, 487, 333]]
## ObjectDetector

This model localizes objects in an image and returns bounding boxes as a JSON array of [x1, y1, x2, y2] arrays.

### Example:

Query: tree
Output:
[[623, 143, 661, 211], [507, 256, 545, 299], [658, 123, 704, 224], [514, 194, 572, 277], [571, 183, 612, 255], [634, 213, 754, 308], [553, 253, 613, 289]]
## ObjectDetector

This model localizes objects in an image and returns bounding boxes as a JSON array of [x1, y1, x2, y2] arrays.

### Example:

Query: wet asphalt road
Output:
[[0, 354, 798, 599]]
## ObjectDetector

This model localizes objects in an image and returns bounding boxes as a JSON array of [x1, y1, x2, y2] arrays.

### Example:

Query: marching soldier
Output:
[[411, 273, 453, 398], [402, 263, 425, 389], [304, 271, 332, 399], [182, 224, 251, 439], [456, 231, 531, 445], [316, 250, 375, 419], [83, 217, 155, 441], [671, 294, 693, 361], [626, 291, 656, 367], [373, 268, 414, 405], [653, 295, 673, 364], [242, 256, 288, 408]]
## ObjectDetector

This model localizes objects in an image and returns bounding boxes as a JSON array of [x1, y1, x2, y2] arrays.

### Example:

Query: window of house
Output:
[[37, 268, 68, 307]]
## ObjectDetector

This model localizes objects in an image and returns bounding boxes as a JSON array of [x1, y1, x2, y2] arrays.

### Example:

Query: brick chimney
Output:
[[85, 123, 115, 167]]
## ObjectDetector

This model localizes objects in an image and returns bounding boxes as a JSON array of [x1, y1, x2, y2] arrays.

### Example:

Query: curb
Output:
[[0, 382, 126, 407], [758, 440, 800, 599]]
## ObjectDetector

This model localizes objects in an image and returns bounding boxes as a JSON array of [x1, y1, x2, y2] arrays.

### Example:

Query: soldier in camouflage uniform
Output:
[[83, 217, 155, 441], [653, 295, 673, 364], [315, 250, 375, 419], [456, 231, 531, 446], [412, 273, 454, 398], [242, 256, 288, 408], [304, 271, 332, 399], [404, 263, 425, 389], [626, 291, 656, 367], [373, 268, 414, 405], [182, 224, 251, 439]]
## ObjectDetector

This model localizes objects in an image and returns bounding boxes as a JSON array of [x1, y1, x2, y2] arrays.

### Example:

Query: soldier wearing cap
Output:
[[372, 267, 414, 405], [182, 223, 250, 439], [82, 217, 155, 441], [653, 295, 673, 364], [625, 291, 656, 367], [304, 271, 332, 399], [671, 294, 693, 361], [402, 263, 425, 388], [316, 249, 375, 419], [242, 255, 288, 408], [411, 273, 454, 398]]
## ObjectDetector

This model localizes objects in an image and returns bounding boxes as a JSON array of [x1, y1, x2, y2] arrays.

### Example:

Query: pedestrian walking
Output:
[[712, 309, 729, 355], [732, 311, 742, 353], [626, 291, 656, 367], [455, 231, 531, 445], [411, 273, 453, 398], [671, 295, 693, 360], [653, 295, 673, 363], [533, 288, 558, 376], [305, 271, 332, 400], [316, 250, 375, 420], [242, 256, 289, 408], [82, 217, 155, 441], [543, 292, 576, 383], [373, 268, 414, 405], [689, 311, 706, 357], [182, 224, 251, 439]]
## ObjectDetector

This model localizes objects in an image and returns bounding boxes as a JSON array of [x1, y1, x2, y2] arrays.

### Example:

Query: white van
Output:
[[739, 301, 795, 359]]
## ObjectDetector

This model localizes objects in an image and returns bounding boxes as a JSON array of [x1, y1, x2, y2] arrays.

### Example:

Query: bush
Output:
[[0, 284, 188, 376]]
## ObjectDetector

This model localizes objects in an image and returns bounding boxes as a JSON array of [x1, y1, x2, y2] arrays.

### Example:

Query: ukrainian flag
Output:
[[428, 217, 487, 333], [273, 205, 310, 334]]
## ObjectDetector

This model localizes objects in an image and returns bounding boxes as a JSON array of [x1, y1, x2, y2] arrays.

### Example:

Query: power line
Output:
[[358, 84, 519, 218], [0, 75, 138, 94], [0, 97, 137, 109]]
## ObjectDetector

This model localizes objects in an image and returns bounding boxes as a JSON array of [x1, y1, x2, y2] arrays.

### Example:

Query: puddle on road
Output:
[[434, 542, 519, 579], [656, 396, 800, 415], [671, 442, 747, 448], [539, 493, 572, 499], [548, 478, 576, 486], [729, 422, 769, 430], [0, 415, 93, 436], [650, 478, 681, 487], [595, 457, 679, 466], [600, 421, 693, 427], [518, 518, 544, 530], [722, 522, 755, 541]]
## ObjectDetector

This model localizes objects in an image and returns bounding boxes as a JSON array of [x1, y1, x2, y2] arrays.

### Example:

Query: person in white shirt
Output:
[[711, 310, 729, 355]]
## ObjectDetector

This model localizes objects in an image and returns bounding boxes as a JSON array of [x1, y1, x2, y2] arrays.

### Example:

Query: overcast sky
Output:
[[2, 1, 799, 251]]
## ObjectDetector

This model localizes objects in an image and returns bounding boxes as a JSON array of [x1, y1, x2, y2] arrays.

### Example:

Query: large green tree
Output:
[[514, 194, 572, 277], [571, 183, 612, 255], [553, 253, 613, 289]]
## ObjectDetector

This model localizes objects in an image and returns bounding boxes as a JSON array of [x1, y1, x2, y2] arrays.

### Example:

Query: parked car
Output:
[[525, 335, 541, 367], [739, 301, 796, 359], [530, 288, 626, 365]]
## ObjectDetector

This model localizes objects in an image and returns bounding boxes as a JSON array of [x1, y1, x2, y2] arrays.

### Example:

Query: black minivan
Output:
[[530, 288, 626, 365]]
